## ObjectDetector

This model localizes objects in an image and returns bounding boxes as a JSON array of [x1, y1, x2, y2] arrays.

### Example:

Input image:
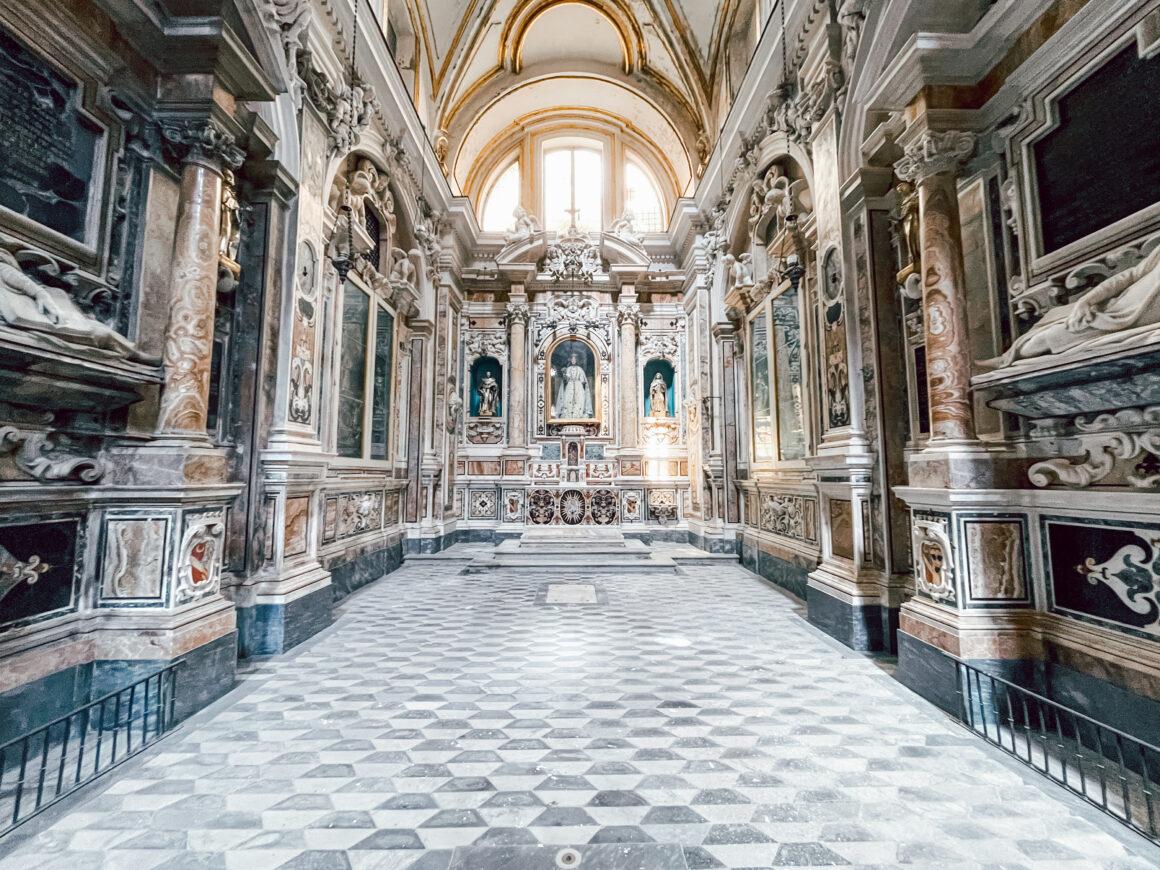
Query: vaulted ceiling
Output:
[[386, 0, 762, 195]]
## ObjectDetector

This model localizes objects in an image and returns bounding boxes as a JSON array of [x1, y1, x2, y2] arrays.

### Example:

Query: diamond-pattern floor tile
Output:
[[3, 543, 1159, 869]]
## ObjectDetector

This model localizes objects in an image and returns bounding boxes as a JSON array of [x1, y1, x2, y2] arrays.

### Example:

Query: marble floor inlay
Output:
[[5, 544, 1160, 870]]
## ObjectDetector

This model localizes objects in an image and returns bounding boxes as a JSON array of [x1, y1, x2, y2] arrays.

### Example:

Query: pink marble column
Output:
[[156, 121, 244, 437], [618, 300, 641, 449], [895, 130, 977, 444], [506, 299, 530, 448]]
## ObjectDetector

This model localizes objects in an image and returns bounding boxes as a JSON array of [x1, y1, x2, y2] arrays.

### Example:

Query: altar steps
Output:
[[461, 529, 681, 574]]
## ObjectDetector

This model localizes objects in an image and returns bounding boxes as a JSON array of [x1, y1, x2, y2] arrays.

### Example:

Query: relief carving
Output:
[[985, 242, 1160, 369]]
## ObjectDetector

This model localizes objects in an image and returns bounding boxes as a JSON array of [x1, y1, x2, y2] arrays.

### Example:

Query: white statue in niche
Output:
[[649, 372, 669, 417], [0, 249, 157, 363], [477, 370, 499, 417], [984, 243, 1160, 367], [504, 206, 541, 245], [553, 350, 594, 419]]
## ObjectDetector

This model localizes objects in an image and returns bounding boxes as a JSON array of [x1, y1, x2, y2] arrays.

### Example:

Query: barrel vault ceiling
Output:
[[389, 0, 760, 193]]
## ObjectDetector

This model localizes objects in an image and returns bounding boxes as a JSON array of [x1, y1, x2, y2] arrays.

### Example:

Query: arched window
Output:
[[481, 160, 521, 232], [624, 158, 665, 233], [543, 141, 603, 232]]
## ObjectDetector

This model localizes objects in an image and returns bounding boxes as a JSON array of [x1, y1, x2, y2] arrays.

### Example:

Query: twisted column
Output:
[[895, 130, 977, 444]]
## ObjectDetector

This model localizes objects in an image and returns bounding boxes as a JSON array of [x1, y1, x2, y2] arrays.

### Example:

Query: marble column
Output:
[[618, 299, 641, 448], [506, 296, 530, 448], [156, 120, 245, 438], [894, 130, 977, 445]]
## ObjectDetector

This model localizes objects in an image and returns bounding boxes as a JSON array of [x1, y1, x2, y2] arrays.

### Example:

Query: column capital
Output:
[[894, 130, 975, 184], [506, 301, 531, 325], [161, 118, 245, 173], [617, 301, 641, 329]]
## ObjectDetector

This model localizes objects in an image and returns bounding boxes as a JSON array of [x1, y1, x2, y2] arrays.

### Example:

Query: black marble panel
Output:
[[237, 584, 334, 657], [0, 518, 80, 629], [1044, 518, 1160, 639], [806, 586, 884, 652], [0, 663, 91, 745], [1034, 43, 1160, 254], [895, 632, 959, 715], [329, 536, 404, 600], [0, 28, 99, 241]]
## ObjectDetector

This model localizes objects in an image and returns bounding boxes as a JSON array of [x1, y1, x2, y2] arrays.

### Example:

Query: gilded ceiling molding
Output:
[[500, 0, 644, 74]]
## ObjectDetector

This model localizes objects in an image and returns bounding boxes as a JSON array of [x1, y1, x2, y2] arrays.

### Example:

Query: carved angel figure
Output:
[[504, 206, 541, 245], [389, 248, 418, 285], [0, 249, 157, 363], [749, 166, 790, 235], [609, 210, 641, 245], [984, 243, 1160, 367], [731, 252, 755, 289], [836, 0, 869, 64]]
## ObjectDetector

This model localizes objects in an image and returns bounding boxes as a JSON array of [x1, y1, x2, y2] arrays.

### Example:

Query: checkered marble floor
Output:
[[6, 546, 1160, 870]]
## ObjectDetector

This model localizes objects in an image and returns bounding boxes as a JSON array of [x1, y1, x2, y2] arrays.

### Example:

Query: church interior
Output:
[[2, 0, 1160, 866]]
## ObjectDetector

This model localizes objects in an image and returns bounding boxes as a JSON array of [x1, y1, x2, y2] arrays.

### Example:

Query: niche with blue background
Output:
[[642, 358, 675, 417], [469, 356, 503, 417]]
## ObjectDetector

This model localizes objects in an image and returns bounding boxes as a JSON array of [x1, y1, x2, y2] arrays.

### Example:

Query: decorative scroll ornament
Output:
[[894, 131, 975, 183], [647, 489, 677, 523], [160, 120, 245, 170], [467, 420, 504, 444], [0, 426, 105, 484], [542, 225, 603, 283], [1029, 428, 1160, 489], [641, 333, 679, 361]]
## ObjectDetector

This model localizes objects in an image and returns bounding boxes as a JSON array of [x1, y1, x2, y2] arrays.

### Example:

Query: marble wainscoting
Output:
[[805, 583, 890, 652], [0, 626, 237, 743], [325, 531, 405, 600], [739, 533, 817, 600], [895, 629, 961, 715], [236, 585, 333, 659]]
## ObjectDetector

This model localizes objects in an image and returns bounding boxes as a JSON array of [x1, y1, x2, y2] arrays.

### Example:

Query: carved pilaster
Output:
[[895, 130, 977, 444]]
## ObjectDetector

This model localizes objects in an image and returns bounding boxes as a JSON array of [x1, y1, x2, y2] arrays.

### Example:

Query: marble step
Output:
[[461, 551, 679, 574]]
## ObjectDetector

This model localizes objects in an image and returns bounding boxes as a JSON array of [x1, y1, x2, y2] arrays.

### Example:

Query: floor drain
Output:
[[556, 848, 582, 867]]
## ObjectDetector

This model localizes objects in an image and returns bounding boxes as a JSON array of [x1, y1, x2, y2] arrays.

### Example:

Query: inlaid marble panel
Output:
[[101, 517, 168, 600], [829, 499, 854, 560], [1045, 517, 1160, 638], [963, 518, 1027, 603], [0, 518, 79, 628], [283, 496, 310, 558]]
